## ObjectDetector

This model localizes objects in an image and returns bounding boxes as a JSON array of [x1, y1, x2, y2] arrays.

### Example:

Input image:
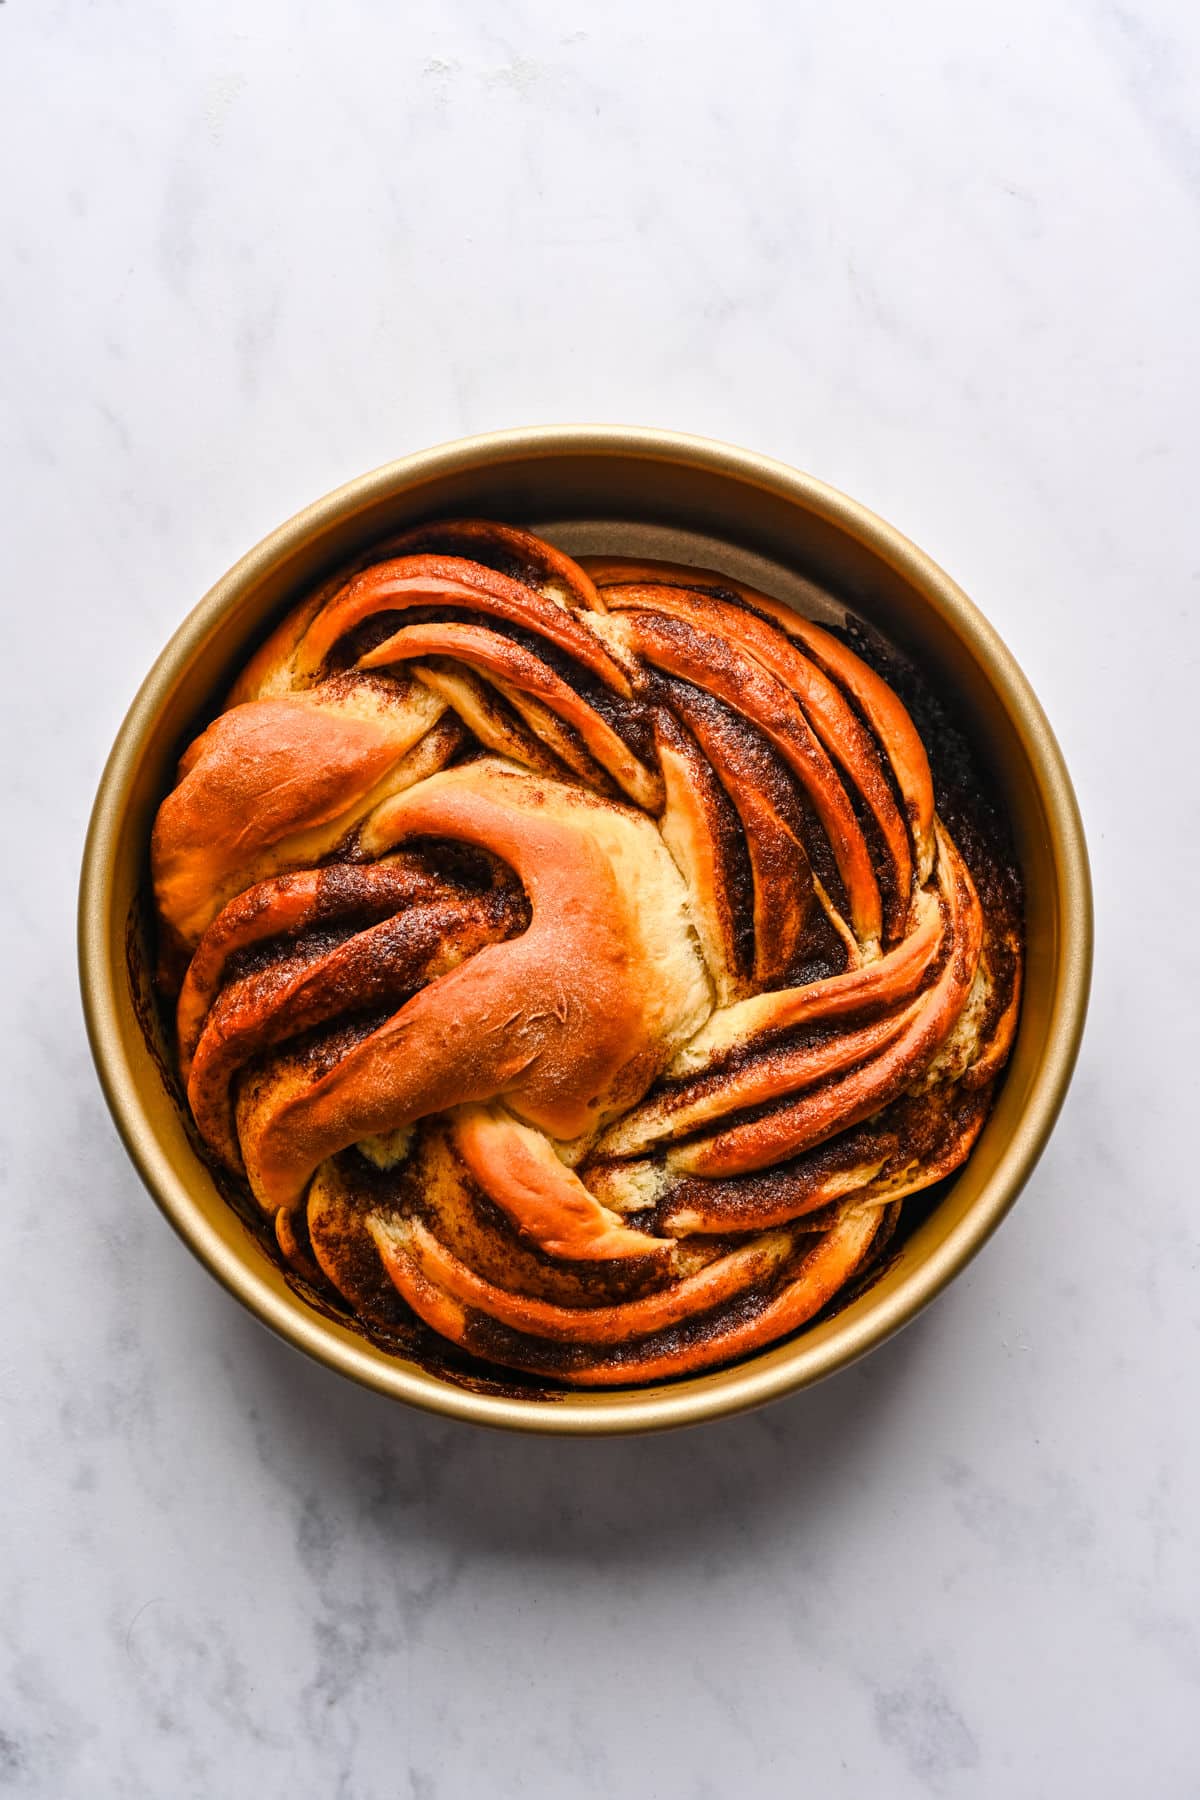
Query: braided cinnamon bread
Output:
[[151, 520, 1022, 1388]]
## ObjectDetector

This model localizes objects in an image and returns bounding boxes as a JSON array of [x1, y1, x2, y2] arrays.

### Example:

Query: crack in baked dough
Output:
[[151, 522, 1023, 1388]]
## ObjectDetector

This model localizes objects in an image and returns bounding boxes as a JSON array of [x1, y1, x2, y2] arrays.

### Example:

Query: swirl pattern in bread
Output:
[[151, 521, 1022, 1386]]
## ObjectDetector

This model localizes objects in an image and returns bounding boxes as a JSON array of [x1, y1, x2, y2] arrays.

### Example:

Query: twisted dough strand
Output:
[[152, 521, 1022, 1387]]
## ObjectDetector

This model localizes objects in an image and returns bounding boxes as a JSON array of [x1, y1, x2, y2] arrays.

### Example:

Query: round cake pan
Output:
[[78, 426, 1092, 1434]]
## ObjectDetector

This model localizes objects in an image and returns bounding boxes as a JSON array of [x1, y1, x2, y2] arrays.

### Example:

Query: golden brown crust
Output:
[[233, 761, 709, 1214], [450, 1106, 673, 1263], [606, 583, 913, 938], [661, 678, 818, 987], [151, 678, 448, 951], [370, 1216, 791, 1346], [151, 523, 1023, 1389], [668, 828, 983, 1176], [297, 555, 630, 694], [584, 555, 936, 883], [615, 609, 883, 947], [387, 518, 606, 614], [654, 707, 749, 1004], [359, 621, 662, 811]]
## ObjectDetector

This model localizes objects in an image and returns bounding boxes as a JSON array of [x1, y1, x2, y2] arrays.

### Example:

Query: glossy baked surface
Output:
[[149, 520, 1023, 1387]]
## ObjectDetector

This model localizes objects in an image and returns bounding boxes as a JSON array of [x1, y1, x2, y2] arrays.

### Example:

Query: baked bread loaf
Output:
[[151, 520, 1022, 1386]]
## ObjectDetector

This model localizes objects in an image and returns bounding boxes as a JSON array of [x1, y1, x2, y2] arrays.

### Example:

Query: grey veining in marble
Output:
[[2, 1, 1197, 1794]]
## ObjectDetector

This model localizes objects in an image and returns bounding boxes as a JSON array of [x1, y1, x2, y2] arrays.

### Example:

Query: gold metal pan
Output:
[[78, 427, 1092, 1435]]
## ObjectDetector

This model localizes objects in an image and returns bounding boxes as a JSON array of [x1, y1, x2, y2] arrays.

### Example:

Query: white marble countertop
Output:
[[3, 2, 1197, 1794]]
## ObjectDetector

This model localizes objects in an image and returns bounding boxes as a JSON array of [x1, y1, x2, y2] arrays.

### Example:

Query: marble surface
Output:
[[2, 1, 1197, 1793]]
